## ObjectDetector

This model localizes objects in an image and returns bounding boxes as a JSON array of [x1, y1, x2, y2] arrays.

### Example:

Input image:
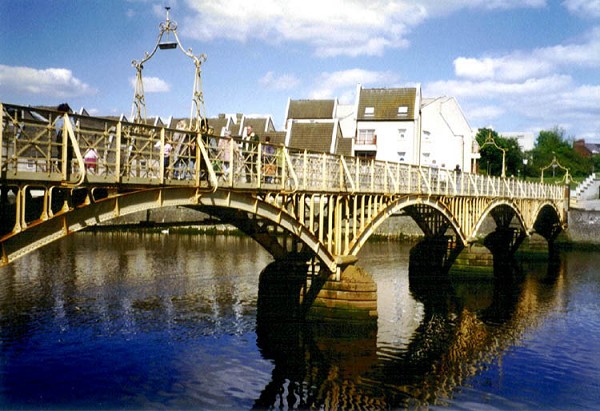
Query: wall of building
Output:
[[421, 98, 474, 172], [355, 120, 418, 163]]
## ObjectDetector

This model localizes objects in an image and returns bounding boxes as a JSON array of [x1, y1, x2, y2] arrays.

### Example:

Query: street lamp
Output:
[[540, 155, 571, 184], [480, 131, 506, 178], [130, 7, 208, 132]]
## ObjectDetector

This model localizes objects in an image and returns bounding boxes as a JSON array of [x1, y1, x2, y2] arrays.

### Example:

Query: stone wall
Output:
[[565, 209, 600, 244], [372, 214, 423, 238]]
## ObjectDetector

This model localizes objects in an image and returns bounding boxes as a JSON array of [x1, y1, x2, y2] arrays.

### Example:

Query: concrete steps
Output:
[[571, 173, 600, 210]]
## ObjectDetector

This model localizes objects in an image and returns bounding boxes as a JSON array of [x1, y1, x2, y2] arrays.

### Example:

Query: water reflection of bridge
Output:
[[255, 255, 565, 409], [0, 233, 568, 409]]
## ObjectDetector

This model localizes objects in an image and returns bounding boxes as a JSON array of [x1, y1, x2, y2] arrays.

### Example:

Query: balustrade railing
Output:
[[1, 103, 565, 201]]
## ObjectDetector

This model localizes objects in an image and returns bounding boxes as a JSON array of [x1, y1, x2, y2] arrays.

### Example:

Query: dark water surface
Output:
[[0, 233, 599, 410]]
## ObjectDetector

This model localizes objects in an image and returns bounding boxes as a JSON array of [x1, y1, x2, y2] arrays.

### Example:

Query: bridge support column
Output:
[[404, 204, 464, 274], [304, 264, 378, 323], [409, 235, 464, 274], [483, 205, 526, 272], [533, 208, 564, 257], [484, 227, 525, 270], [257, 261, 378, 324]]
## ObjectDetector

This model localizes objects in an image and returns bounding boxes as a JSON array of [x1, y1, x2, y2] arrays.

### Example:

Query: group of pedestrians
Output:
[[54, 102, 277, 184], [153, 122, 278, 184]]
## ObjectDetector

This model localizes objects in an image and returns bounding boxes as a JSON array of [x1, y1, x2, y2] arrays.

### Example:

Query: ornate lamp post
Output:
[[540, 155, 571, 184], [480, 131, 507, 178], [130, 7, 208, 132]]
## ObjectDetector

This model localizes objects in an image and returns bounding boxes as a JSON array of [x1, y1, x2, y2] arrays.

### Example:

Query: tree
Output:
[[475, 128, 524, 177], [529, 127, 592, 179]]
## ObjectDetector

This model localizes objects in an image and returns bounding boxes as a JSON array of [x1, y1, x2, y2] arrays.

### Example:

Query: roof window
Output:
[[364, 107, 374, 117], [397, 106, 409, 116]]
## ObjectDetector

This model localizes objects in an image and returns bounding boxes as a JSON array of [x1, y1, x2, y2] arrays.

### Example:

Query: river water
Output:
[[0, 232, 599, 410]]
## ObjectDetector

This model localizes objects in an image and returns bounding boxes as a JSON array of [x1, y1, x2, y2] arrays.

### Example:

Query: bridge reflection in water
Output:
[[254, 254, 564, 410], [0, 233, 572, 409]]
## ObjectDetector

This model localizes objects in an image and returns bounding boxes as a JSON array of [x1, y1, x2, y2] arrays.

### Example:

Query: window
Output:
[[356, 129, 376, 145], [397, 106, 408, 117], [397, 151, 406, 162], [397, 128, 406, 144], [364, 107, 374, 117], [423, 131, 431, 141]]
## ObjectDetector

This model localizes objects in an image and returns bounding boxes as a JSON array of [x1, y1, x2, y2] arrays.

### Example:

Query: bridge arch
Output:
[[194, 190, 338, 271], [532, 201, 564, 242], [470, 200, 528, 241], [1, 187, 340, 272], [348, 197, 466, 256]]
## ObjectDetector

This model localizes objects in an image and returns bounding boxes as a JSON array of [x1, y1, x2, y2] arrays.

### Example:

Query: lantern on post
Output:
[[130, 7, 208, 133], [480, 131, 507, 178]]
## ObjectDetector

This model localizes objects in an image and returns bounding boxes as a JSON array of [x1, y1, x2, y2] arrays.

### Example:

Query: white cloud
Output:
[[397, 0, 546, 17], [182, 0, 426, 57], [259, 71, 300, 91], [454, 27, 600, 82], [425, 75, 600, 138], [309, 69, 401, 101], [466, 105, 505, 121], [129, 76, 171, 93], [454, 56, 554, 82], [563, 0, 600, 18], [0, 65, 96, 98], [175, 0, 556, 57], [425, 75, 572, 99]]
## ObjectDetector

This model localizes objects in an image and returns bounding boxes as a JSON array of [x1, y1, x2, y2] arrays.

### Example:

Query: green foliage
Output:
[[476, 126, 595, 180], [594, 156, 600, 173], [475, 128, 524, 177], [528, 127, 592, 179]]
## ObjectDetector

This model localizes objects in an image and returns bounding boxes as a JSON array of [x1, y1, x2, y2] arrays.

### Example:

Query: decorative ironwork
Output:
[[480, 131, 507, 178], [540, 155, 571, 184], [130, 7, 208, 132]]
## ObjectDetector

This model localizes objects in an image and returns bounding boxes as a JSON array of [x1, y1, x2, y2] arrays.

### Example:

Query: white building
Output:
[[353, 84, 422, 164], [421, 96, 476, 172], [353, 85, 477, 172], [500, 131, 535, 152]]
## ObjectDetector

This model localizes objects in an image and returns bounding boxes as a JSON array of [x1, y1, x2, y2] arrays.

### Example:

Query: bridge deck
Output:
[[1, 103, 564, 199]]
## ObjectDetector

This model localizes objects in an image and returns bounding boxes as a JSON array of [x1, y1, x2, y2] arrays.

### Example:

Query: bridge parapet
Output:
[[2, 103, 565, 203]]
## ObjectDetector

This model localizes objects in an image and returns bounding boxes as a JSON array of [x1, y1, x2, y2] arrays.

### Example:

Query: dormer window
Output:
[[397, 106, 408, 116], [364, 107, 375, 117]]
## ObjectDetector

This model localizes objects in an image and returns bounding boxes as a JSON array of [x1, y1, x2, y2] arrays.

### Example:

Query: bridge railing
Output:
[[1, 103, 565, 202]]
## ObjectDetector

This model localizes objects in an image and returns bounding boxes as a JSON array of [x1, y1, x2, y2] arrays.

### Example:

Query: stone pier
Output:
[[304, 265, 378, 322]]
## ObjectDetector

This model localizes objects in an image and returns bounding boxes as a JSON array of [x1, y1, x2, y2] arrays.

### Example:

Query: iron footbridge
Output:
[[1, 103, 568, 275]]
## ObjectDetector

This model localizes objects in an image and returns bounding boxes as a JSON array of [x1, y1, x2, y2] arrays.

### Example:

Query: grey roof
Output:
[[287, 99, 336, 120], [335, 137, 353, 156], [236, 117, 275, 136], [287, 121, 344, 154], [357, 87, 418, 120], [205, 116, 230, 135], [262, 131, 286, 146]]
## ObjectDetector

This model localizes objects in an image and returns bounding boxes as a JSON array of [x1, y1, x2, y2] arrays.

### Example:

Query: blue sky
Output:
[[1, 0, 599, 142]]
